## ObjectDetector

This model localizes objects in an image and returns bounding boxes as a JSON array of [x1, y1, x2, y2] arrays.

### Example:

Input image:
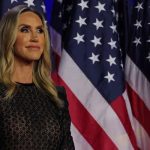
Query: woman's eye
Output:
[[37, 28, 44, 34], [20, 27, 29, 33]]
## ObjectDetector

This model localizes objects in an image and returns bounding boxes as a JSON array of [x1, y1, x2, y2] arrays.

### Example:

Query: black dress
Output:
[[0, 83, 75, 150]]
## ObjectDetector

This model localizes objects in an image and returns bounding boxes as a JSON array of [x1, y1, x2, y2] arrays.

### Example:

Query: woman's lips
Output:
[[26, 45, 40, 50]]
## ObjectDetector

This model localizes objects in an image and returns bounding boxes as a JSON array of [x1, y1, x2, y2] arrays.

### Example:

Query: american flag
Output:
[[0, 0, 46, 19], [50, 0, 150, 149], [125, 0, 150, 149]]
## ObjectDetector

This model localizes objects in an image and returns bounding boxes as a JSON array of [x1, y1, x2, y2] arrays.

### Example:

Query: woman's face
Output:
[[14, 11, 45, 63]]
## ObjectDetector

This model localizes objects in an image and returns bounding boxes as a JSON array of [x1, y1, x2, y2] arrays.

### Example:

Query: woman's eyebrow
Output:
[[36, 25, 44, 28], [18, 24, 44, 28]]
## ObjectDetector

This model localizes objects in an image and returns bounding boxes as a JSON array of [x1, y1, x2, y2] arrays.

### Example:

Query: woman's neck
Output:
[[12, 61, 33, 84]]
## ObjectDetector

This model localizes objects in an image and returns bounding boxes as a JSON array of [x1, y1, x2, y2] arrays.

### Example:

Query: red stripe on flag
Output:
[[53, 73, 118, 150], [126, 83, 150, 136], [51, 71, 60, 85], [111, 96, 139, 150], [68, 91, 118, 150]]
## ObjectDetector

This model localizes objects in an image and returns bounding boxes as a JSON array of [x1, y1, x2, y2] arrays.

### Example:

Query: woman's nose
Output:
[[30, 31, 38, 41]]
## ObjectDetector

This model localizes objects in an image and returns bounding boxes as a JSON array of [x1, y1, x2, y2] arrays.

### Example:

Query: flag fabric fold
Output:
[[125, 0, 150, 149]]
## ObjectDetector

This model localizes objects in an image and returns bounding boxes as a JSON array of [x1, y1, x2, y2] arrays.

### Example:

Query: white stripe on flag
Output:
[[123, 91, 150, 150], [59, 49, 134, 150], [133, 117, 150, 150], [71, 123, 93, 150], [125, 55, 150, 110]]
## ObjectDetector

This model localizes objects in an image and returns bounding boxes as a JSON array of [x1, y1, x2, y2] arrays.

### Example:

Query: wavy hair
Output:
[[0, 5, 63, 107]]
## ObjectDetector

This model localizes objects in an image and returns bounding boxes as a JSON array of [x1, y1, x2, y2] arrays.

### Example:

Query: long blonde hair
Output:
[[0, 5, 63, 107]]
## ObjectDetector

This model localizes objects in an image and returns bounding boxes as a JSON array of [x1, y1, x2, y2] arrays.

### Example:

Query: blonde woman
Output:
[[0, 5, 74, 150]]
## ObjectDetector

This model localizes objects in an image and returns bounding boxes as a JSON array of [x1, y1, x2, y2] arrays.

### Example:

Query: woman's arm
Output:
[[57, 86, 75, 150]]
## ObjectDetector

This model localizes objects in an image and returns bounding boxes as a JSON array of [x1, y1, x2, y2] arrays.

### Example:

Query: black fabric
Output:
[[0, 83, 75, 150]]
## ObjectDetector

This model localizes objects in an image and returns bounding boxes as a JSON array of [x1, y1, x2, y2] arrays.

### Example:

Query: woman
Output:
[[0, 5, 75, 150]]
